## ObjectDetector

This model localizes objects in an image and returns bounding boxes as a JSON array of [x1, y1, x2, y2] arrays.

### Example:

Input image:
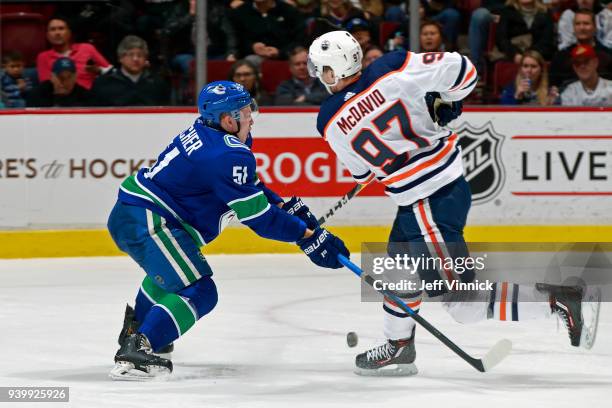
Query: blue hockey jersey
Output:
[[118, 118, 306, 246]]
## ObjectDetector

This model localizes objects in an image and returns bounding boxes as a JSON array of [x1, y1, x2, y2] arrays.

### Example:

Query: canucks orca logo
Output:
[[211, 84, 226, 95], [456, 121, 505, 205]]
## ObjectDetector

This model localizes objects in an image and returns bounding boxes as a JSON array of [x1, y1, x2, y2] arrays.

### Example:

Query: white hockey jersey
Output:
[[316, 51, 477, 206]]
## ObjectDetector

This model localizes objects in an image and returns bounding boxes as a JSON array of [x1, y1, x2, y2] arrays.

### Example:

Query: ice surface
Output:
[[0, 255, 610, 408]]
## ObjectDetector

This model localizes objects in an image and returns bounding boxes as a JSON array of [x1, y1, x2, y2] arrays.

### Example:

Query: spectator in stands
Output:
[[550, 9, 612, 87], [421, 0, 461, 50], [598, 1, 612, 49], [228, 59, 273, 106], [496, 0, 555, 63], [420, 20, 445, 52], [275, 46, 327, 105], [36, 16, 112, 90], [385, 0, 408, 22], [289, 0, 322, 26], [561, 44, 612, 105], [468, 0, 506, 72], [91, 36, 170, 106], [1, 52, 33, 108], [346, 18, 374, 52], [55, 0, 136, 62], [322, 0, 366, 27], [557, 0, 604, 50], [27, 58, 91, 107], [359, 0, 384, 20], [228, 0, 305, 64], [500, 50, 558, 105], [363, 45, 384, 67]]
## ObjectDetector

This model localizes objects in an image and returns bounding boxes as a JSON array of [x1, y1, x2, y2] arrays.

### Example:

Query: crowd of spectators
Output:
[[1, 0, 611, 109]]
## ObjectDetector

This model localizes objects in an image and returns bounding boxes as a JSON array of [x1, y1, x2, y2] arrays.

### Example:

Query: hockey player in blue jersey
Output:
[[308, 31, 600, 376], [107, 81, 350, 380]]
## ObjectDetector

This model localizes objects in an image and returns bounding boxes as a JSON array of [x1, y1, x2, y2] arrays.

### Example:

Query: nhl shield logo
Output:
[[456, 121, 505, 204]]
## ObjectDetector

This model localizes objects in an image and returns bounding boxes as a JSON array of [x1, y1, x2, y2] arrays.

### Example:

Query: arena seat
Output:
[[260, 60, 291, 94], [206, 60, 234, 82], [378, 22, 400, 49], [0, 12, 47, 66], [492, 61, 519, 98]]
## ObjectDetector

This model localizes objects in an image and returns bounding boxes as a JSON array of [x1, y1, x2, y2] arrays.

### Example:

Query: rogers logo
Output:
[[252, 137, 387, 197], [255, 151, 353, 184]]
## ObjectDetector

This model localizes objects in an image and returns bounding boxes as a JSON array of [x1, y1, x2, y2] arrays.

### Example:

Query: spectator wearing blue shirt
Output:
[[1, 52, 33, 108]]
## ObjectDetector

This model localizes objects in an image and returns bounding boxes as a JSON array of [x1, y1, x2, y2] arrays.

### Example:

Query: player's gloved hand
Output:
[[282, 197, 319, 230], [424, 91, 463, 127], [297, 228, 350, 269]]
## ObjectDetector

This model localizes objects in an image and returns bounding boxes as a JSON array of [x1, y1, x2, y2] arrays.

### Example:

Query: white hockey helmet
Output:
[[308, 30, 363, 93]]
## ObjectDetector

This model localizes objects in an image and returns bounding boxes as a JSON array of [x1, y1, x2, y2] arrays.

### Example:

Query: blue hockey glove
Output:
[[282, 197, 319, 230], [424, 91, 463, 127], [297, 228, 350, 269]]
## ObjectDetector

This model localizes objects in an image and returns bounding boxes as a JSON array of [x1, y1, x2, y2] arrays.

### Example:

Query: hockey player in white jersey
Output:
[[308, 31, 601, 376]]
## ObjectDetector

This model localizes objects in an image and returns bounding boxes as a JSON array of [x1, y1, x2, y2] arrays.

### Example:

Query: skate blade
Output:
[[109, 361, 171, 381], [580, 286, 601, 350], [354, 363, 418, 377]]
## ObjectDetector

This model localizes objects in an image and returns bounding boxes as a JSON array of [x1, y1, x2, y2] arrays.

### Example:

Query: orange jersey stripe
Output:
[[382, 134, 458, 186], [385, 298, 422, 310], [500, 282, 508, 321], [451, 65, 476, 92], [357, 173, 376, 185]]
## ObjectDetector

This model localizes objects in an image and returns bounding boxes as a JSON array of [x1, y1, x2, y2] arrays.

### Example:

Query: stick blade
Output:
[[481, 339, 512, 372]]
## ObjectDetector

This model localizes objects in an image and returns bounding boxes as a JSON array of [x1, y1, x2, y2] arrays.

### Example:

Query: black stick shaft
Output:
[[317, 183, 367, 225]]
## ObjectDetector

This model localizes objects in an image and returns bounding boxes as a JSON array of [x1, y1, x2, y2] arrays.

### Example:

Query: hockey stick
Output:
[[337, 254, 512, 373], [316, 182, 369, 225]]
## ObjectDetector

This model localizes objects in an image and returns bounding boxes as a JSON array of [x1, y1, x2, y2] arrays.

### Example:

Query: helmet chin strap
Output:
[[320, 74, 339, 94]]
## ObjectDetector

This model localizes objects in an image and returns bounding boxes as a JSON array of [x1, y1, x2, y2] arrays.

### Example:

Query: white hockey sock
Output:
[[382, 294, 422, 340], [488, 282, 551, 321]]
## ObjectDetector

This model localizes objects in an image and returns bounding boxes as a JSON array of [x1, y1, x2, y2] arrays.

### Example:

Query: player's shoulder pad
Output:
[[222, 133, 251, 151], [216, 144, 256, 174], [316, 51, 410, 137], [317, 92, 347, 136], [365, 51, 411, 78]]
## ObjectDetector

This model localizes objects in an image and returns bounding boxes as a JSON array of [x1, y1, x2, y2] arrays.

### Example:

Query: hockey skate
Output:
[[355, 332, 418, 377], [118, 304, 174, 358], [110, 333, 173, 380], [537, 282, 601, 349]]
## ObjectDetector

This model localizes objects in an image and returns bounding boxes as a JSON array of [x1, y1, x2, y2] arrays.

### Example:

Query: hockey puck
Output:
[[346, 331, 358, 348]]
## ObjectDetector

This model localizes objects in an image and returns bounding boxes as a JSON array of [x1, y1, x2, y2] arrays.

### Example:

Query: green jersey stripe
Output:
[[121, 175, 205, 246], [161, 222, 202, 281], [152, 213, 198, 284], [228, 192, 270, 221], [146, 210, 191, 287]]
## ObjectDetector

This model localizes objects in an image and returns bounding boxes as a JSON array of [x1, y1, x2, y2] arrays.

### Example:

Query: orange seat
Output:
[[260, 60, 291, 94], [0, 12, 47, 66]]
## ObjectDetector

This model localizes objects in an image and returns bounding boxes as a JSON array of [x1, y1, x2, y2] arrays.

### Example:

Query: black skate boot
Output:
[[537, 283, 584, 347], [537, 282, 602, 349], [110, 333, 173, 380], [355, 330, 418, 376], [118, 304, 174, 356]]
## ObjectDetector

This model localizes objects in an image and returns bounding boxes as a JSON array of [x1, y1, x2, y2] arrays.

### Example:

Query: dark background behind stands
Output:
[[1, 0, 611, 107]]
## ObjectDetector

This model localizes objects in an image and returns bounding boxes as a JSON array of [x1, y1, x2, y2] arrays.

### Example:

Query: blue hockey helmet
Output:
[[197, 81, 256, 127]]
